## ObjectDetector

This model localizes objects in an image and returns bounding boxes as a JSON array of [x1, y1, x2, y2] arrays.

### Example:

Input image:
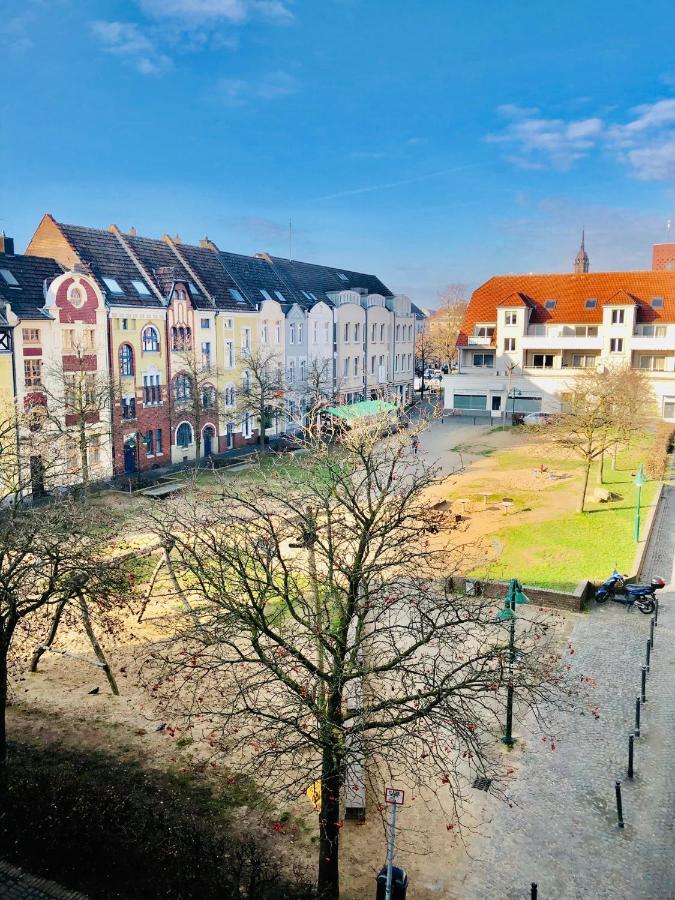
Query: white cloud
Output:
[[216, 71, 298, 103], [489, 96, 675, 182], [90, 21, 171, 74], [138, 0, 292, 23]]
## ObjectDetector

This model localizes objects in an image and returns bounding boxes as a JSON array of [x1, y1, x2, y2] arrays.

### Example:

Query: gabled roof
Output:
[[266, 255, 394, 305], [57, 223, 161, 308], [496, 292, 532, 308], [0, 252, 62, 320], [217, 251, 306, 308], [458, 272, 675, 345], [602, 289, 638, 306], [171, 243, 253, 311]]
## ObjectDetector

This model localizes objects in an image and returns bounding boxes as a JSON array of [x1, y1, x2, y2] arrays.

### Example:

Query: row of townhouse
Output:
[[0, 216, 424, 489], [443, 242, 675, 421]]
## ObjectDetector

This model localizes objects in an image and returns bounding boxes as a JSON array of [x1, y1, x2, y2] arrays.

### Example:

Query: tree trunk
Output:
[[163, 546, 199, 624], [137, 553, 164, 623], [317, 744, 343, 900], [79, 418, 89, 488], [578, 460, 591, 513], [612, 443, 618, 470], [599, 449, 605, 484], [0, 641, 8, 783], [77, 595, 119, 695], [31, 599, 67, 671]]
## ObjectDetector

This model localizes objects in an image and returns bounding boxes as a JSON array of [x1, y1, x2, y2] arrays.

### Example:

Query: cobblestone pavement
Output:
[[0, 861, 87, 899], [455, 469, 675, 900]]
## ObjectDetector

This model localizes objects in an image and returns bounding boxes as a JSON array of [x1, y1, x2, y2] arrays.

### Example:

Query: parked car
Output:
[[522, 411, 554, 426]]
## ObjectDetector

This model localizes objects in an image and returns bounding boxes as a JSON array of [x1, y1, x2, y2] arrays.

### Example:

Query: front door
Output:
[[30, 455, 46, 497], [492, 396, 502, 411], [204, 428, 214, 457], [124, 440, 137, 474], [226, 423, 234, 449]]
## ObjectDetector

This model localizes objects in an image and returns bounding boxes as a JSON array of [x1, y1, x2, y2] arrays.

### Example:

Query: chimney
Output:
[[129, 226, 137, 237], [200, 236, 219, 251], [0, 233, 15, 255], [173, 234, 182, 244]]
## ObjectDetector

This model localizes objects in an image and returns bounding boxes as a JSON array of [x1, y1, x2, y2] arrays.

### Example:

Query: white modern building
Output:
[[443, 267, 675, 422]]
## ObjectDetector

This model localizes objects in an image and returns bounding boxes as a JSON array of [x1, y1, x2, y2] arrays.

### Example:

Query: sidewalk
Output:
[[453, 466, 675, 899]]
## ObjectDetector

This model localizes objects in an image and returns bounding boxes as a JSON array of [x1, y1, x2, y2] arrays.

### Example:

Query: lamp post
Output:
[[496, 578, 529, 748], [634, 464, 646, 543]]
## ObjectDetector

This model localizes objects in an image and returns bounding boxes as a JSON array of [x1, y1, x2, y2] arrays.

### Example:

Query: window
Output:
[[473, 326, 495, 338], [242, 327, 251, 351], [0, 269, 19, 287], [289, 361, 295, 383], [188, 282, 200, 296], [637, 324, 667, 337], [343, 323, 349, 342], [504, 338, 516, 352], [132, 280, 150, 296], [353, 356, 359, 376], [611, 309, 625, 325], [142, 326, 160, 352], [260, 289, 272, 300], [584, 298, 597, 309], [22, 328, 40, 344], [102, 277, 123, 294], [122, 318, 128, 330], [298, 323, 303, 343], [229, 288, 245, 303], [201, 318, 210, 329], [454, 394, 487, 410], [225, 340, 234, 368], [638, 355, 665, 371], [408, 353, 412, 369], [343, 358, 349, 377], [651, 297, 664, 308], [242, 370, 252, 391], [274, 291, 286, 303], [379, 323, 385, 342], [202, 384, 216, 408], [610, 338, 624, 353], [395, 354, 399, 372], [505, 312, 517, 325], [544, 299, 556, 310], [173, 374, 193, 401], [300, 359, 306, 382], [144, 430, 154, 456], [24, 359, 42, 387], [371, 323, 377, 342], [472, 353, 494, 367], [143, 374, 160, 404], [88, 435, 101, 466], [223, 318, 233, 329], [324, 321, 330, 342], [83, 329, 96, 350], [313, 321, 318, 342], [574, 325, 598, 337], [119, 344, 134, 376], [531, 354, 554, 368], [202, 341, 211, 367], [338, 273, 348, 281], [371, 355, 376, 374], [176, 422, 193, 449], [396, 324, 401, 340], [122, 396, 136, 420], [275, 323, 280, 344], [289, 323, 295, 345], [571, 354, 597, 368], [354, 323, 360, 342], [224, 385, 235, 407]]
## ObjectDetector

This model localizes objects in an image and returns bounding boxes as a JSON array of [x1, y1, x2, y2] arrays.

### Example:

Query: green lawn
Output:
[[471, 439, 661, 591]]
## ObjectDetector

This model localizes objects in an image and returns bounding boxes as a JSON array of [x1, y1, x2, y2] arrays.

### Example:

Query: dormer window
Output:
[[102, 277, 123, 294], [611, 309, 625, 325], [544, 299, 556, 310], [505, 312, 518, 325], [274, 291, 286, 302], [651, 297, 664, 309], [132, 280, 150, 296], [260, 289, 272, 300], [338, 273, 348, 282], [188, 282, 200, 295], [584, 298, 597, 309], [229, 288, 245, 303], [473, 326, 495, 338], [0, 269, 19, 287]]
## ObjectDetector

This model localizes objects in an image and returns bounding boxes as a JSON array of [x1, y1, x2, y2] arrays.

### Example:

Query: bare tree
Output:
[[39, 344, 112, 489], [414, 327, 435, 403], [170, 347, 220, 465], [430, 284, 467, 370], [144, 415, 564, 899], [547, 366, 653, 511], [237, 346, 286, 448]]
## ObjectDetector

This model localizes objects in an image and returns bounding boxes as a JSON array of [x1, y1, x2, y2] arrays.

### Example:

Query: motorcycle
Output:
[[594, 569, 665, 614]]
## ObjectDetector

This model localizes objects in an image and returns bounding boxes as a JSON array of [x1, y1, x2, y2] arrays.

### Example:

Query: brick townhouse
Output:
[[443, 238, 675, 422]]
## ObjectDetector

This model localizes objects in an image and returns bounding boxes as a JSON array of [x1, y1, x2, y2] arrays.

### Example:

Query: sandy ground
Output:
[[6, 421, 578, 897]]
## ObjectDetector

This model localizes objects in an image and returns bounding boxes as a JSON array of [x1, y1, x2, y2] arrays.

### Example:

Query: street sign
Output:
[[384, 787, 405, 805]]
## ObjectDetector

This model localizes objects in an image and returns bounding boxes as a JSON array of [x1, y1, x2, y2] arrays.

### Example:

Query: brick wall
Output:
[[449, 575, 591, 612], [651, 243, 675, 271]]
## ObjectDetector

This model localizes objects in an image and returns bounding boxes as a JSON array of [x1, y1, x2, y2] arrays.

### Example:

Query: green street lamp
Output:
[[496, 579, 528, 748], [634, 464, 647, 543]]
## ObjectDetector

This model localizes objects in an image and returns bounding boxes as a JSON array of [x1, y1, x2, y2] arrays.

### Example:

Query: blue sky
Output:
[[2, 0, 674, 306]]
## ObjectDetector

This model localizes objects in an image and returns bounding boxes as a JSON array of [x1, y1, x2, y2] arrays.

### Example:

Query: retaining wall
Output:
[[449, 575, 591, 612]]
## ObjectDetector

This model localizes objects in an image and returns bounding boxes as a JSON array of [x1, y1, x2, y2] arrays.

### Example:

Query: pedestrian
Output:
[[412, 435, 420, 455]]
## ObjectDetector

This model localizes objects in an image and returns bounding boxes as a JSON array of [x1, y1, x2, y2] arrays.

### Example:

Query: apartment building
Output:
[[444, 267, 675, 421]]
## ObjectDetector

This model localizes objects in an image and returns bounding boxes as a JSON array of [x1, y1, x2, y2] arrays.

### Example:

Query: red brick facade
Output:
[[652, 243, 675, 271]]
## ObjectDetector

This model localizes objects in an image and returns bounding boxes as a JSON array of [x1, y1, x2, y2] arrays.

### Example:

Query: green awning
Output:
[[324, 400, 397, 422]]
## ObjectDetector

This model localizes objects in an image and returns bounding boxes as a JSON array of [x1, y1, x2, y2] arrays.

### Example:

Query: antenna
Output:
[[667, 219, 672, 237]]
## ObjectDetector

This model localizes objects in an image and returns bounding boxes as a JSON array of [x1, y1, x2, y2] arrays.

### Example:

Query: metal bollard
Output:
[[615, 781, 624, 828], [628, 735, 634, 779], [634, 696, 641, 737], [650, 617, 655, 648], [646, 639, 651, 673], [641, 666, 647, 703], [654, 602, 658, 627], [531, 884, 538, 899]]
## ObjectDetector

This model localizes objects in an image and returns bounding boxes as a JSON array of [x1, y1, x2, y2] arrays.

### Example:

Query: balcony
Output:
[[521, 335, 602, 351], [630, 334, 675, 351], [466, 335, 493, 346]]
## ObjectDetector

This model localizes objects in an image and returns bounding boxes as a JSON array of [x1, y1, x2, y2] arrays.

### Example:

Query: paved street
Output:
[[454, 467, 675, 899]]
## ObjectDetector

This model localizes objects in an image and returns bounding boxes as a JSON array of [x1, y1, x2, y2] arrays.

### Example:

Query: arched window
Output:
[[224, 385, 235, 407], [142, 326, 160, 352], [176, 422, 193, 449], [119, 343, 134, 376], [184, 326, 192, 350], [173, 373, 193, 402], [171, 326, 178, 350], [201, 384, 216, 409], [242, 370, 251, 391]]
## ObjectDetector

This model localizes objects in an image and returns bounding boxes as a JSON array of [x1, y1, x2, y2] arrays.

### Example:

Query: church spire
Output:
[[574, 230, 589, 273]]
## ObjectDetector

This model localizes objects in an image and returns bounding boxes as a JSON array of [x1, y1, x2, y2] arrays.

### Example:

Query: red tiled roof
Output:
[[458, 271, 675, 346], [496, 292, 532, 308]]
